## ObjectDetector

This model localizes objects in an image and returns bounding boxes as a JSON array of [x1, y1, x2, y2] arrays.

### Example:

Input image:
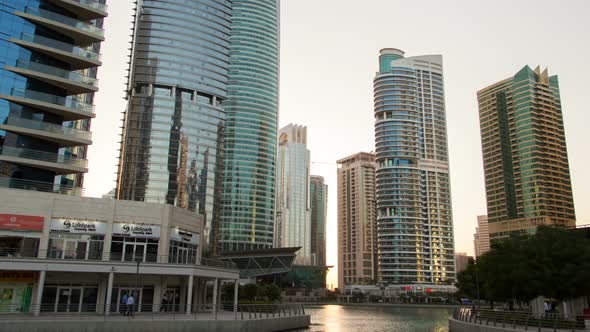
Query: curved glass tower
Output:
[[116, 0, 231, 247], [0, 0, 107, 195], [373, 49, 455, 285], [218, 0, 279, 253]]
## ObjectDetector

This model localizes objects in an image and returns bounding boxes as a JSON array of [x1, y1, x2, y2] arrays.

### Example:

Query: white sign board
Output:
[[50, 219, 107, 235], [112, 223, 160, 238], [169, 228, 200, 245]]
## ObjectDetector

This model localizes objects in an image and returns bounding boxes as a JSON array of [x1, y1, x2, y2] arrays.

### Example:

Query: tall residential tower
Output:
[[310, 175, 327, 267], [0, 0, 107, 194], [373, 49, 455, 285], [473, 215, 490, 258], [116, 0, 232, 248], [337, 152, 377, 287], [219, 0, 280, 253], [477, 66, 575, 241]]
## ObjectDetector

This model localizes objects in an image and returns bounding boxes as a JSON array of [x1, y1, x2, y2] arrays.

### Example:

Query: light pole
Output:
[[135, 258, 141, 312], [474, 260, 481, 307]]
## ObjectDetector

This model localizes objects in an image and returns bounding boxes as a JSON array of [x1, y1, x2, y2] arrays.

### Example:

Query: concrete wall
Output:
[[0, 316, 311, 332]]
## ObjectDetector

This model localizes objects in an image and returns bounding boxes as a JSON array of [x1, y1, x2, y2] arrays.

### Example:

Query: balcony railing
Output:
[[18, 32, 101, 61], [7, 88, 95, 114], [0, 178, 83, 195], [2, 116, 92, 141], [72, 0, 108, 12], [13, 60, 98, 87], [0, 146, 88, 169], [24, 6, 104, 37]]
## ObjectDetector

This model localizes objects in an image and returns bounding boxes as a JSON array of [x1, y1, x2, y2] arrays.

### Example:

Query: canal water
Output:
[[298, 304, 453, 332]]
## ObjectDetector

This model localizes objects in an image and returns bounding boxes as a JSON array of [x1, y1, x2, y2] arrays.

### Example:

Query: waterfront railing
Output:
[[452, 307, 586, 331]]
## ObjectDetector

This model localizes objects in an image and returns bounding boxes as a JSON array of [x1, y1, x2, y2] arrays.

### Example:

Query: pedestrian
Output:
[[161, 293, 168, 312], [126, 294, 135, 317], [121, 292, 128, 315], [544, 301, 550, 317]]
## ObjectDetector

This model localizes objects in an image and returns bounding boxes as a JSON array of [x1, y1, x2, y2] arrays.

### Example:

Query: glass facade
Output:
[[116, 0, 232, 248], [218, 0, 280, 253], [373, 50, 455, 285], [0, 0, 106, 194], [310, 175, 327, 267]]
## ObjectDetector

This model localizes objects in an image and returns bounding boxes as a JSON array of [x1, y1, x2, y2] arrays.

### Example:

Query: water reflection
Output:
[[300, 304, 452, 332]]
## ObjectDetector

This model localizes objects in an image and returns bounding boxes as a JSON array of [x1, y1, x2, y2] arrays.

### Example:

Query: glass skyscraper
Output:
[[477, 66, 575, 241], [310, 175, 327, 267], [218, 0, 280, 253], [0, 0, 107, 195], [373, 48, 455, 285], [116, 0, 231, 248]]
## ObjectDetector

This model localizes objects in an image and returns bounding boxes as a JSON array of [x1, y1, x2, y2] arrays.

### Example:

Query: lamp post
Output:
[[135, 258, 141, 311], [474, 260, 481, 307]]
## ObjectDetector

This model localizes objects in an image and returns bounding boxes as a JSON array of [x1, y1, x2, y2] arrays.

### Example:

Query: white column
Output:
[[105, 271, 114, 315], [212, 278, 218, 316], [233, 279, 239, 319], [33, 270, 46, 316], [186, 275, 193, 314]]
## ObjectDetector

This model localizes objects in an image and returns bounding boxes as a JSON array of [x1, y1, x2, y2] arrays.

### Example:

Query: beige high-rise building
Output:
[[454, 252, 472, 274], [478, 66, 576, 241], [337, 152, 377, 288], [474, 215, 490, 258]]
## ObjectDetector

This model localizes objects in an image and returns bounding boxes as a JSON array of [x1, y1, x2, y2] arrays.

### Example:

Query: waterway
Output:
[[298, 304, 453, 332]]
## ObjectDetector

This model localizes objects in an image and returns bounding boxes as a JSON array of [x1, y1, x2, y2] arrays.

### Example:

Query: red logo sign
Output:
[[426, 288, 433, 293], [0, 214, 44, 231]]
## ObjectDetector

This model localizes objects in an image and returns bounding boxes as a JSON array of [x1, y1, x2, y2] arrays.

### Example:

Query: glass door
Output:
[[134, 243, 145, 262], [177, 247, 189, 264], [63, 240, 77, 259], [56, 287, 83, 312], [75, 241, 87, 260], [124, 243, 135, 262]]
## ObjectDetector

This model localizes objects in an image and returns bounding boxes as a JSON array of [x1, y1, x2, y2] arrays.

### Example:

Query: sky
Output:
[[86, 0, 590, 290]]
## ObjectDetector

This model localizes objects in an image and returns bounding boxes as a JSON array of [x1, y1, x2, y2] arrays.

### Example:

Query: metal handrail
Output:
[[18, 32, 101, 61], [452, 307, 586, 331], [0, 178, 83, 195], [23, 6, 104, 36], [7, 88, 95, 114], [2, 116, 92, 140], [72, 0, 108, 12], [0, 146, 88, 168], [14, 60, 98, 87]]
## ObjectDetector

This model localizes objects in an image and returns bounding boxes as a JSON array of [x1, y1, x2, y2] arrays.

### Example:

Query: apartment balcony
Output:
[[0, 178, 83, 196], [46, 0, 108, 20], [4, 60, 98, 94], [0, 146, 88, 174], [14, 7, 104, 46], [10, 33, 101, 70], [0, 117, 92, 147], [0, 89, 95, 121]]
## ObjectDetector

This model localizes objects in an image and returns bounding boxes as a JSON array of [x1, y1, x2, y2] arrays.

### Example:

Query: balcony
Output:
[[10, 33, 101, 70], [4, 60, 98, 94], [0, 178, 83, 196], [0, 117, 92, 147], [14, 7, 104, 46], [46, 0, 108, 20], [0, 146, 88, 174], [0, 88, 95, 121]]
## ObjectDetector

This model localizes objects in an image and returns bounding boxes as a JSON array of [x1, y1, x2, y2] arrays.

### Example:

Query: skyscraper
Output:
[[219, 0, 280, 253], [337, 152, 377, 287], [310, 175, 327, 267], [275, 124, 311, 265], [116, 0, 231, 248], [477, 66, 576, 241], [0, 1, 107, 194], [473, 215, 490, 258], [373, 48, 455, 285]]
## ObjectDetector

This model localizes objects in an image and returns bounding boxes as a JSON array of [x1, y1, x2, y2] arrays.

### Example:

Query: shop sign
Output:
[[50, 219, 107, 235], [113, 223, 160, 238], [0, 271, 36, 282], [0, 214, 44, 231], [169, 228, 200, 244]]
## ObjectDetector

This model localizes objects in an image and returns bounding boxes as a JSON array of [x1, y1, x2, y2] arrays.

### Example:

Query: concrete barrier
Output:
[[449, 316, 583, 332], [0, 316, 311, 332]]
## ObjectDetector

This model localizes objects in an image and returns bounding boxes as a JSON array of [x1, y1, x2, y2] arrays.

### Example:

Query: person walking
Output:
[[120, 292, 128, 316], [161, 293, 168, 312], [126, 294, 135, 317]]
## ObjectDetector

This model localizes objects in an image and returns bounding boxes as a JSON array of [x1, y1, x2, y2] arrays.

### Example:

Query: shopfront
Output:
[[110, 223, 160, 263], [41, 284, 99, 313], [168, 228, 199, 264], [0, 214, 44, 257], [0, 271, 35, 313], [47, 219, 106, 260]]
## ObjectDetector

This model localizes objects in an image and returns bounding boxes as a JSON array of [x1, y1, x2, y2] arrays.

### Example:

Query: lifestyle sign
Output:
[[112, 223, 160, 238], [50, 219, 107, 234]]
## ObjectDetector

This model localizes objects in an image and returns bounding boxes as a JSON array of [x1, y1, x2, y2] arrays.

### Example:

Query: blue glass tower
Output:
[[0, 0, 107, 194]]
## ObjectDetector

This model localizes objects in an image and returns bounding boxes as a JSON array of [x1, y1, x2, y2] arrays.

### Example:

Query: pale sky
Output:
[[87, 0, 590, 290]]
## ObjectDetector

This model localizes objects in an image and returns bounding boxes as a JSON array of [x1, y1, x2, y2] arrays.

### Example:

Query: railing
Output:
[[0, 146, 88, 169], [13, 60, 98, 87], [453, 307, 586, 331], [71, 0, 108, 12], [18, 32, 101, 61], [23, 6, 105, 37], [0, 178, 83, 195], [2, 117, 92, 141], [0, 249, 237, 270], [0, 303, 306, 321], [6, 88, 96, 114]]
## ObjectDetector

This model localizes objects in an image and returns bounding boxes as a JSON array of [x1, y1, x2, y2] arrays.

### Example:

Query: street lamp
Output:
[[135, 258, 141, 308]]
